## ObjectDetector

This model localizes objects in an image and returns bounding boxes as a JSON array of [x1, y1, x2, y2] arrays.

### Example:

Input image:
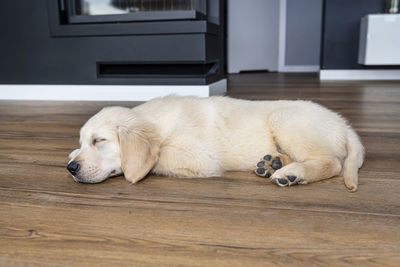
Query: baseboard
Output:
[[279, 65, 320, 73], [0, 79, 227, 101], [320, 70, 400, 80]]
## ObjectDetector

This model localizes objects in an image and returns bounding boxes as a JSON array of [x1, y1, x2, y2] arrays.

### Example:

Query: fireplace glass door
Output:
[[68, 0, 207, 23]]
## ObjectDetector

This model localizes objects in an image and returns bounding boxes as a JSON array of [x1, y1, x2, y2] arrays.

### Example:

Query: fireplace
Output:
[[0, 0, 225, 86]]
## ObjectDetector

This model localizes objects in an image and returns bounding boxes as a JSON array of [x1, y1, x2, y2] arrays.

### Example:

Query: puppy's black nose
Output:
[[67, 161, 80, 175]]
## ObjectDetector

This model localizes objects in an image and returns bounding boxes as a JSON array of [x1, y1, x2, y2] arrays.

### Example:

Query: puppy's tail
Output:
[[342, 126, 365, 192]]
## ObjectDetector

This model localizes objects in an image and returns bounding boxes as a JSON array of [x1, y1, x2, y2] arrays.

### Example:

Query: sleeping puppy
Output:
[[67, 96, 364, 191]]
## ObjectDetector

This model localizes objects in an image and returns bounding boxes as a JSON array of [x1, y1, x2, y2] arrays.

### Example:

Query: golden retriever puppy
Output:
[[67, 96, 364, 191]]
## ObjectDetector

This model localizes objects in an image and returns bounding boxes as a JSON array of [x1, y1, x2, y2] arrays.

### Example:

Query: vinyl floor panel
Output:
[[0, 73, 399, 266]]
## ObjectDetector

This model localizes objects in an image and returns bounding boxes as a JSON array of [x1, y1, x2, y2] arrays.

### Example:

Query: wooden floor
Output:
[[1, 73, 400, 266]]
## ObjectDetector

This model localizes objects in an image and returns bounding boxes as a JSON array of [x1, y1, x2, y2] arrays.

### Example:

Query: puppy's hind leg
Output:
[[270, 156, 342, 187]]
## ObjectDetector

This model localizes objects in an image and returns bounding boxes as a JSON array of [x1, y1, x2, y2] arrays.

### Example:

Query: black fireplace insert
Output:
[[69, 0, 207, 23]]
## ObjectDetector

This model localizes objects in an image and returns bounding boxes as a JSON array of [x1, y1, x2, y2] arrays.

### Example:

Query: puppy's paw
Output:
[[270, 164, 307, 187], [271, 175, 307, 187], [255, 155, 284, 178]]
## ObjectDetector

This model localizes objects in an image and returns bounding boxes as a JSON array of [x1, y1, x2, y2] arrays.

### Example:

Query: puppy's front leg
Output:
[[153, 138, 222, 178]]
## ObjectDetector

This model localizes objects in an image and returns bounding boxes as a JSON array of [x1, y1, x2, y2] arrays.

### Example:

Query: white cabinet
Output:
[[358, 14, 400, 65]]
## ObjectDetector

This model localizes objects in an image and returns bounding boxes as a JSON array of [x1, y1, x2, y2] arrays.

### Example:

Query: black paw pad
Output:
[[263, 155, 272, 161], [264, 172, 271, 178], [257, 161, 265, 167], [256, 168, 265, 175], [287, 175, 297, 182], [277, 178, 288, 185], [271, 158, 282, 170]]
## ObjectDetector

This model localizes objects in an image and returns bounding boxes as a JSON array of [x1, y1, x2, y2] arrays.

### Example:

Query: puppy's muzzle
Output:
[[67, 161, 80, 176]]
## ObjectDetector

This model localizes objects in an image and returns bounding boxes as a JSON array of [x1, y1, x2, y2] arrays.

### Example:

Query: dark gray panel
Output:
[[320, 0, 396, 70]]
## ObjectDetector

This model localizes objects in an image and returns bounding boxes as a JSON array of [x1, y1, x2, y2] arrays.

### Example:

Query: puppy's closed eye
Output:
[[92, 138, 107, 146]]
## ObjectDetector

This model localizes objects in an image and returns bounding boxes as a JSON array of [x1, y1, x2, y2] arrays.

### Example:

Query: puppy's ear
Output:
[[117, 121, 160, 184]]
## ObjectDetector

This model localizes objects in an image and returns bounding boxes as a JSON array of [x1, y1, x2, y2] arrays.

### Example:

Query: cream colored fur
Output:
[[68, 96, 364, 191]]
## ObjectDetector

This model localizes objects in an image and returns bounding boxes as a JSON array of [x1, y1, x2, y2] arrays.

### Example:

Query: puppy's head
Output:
[[67, 106, 160, 184]]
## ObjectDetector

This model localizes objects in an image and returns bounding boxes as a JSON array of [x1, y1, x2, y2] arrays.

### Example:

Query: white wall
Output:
[[227, 0, 280, 73], [282, 0, 322, 71], [227, 0, 323, 73]]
